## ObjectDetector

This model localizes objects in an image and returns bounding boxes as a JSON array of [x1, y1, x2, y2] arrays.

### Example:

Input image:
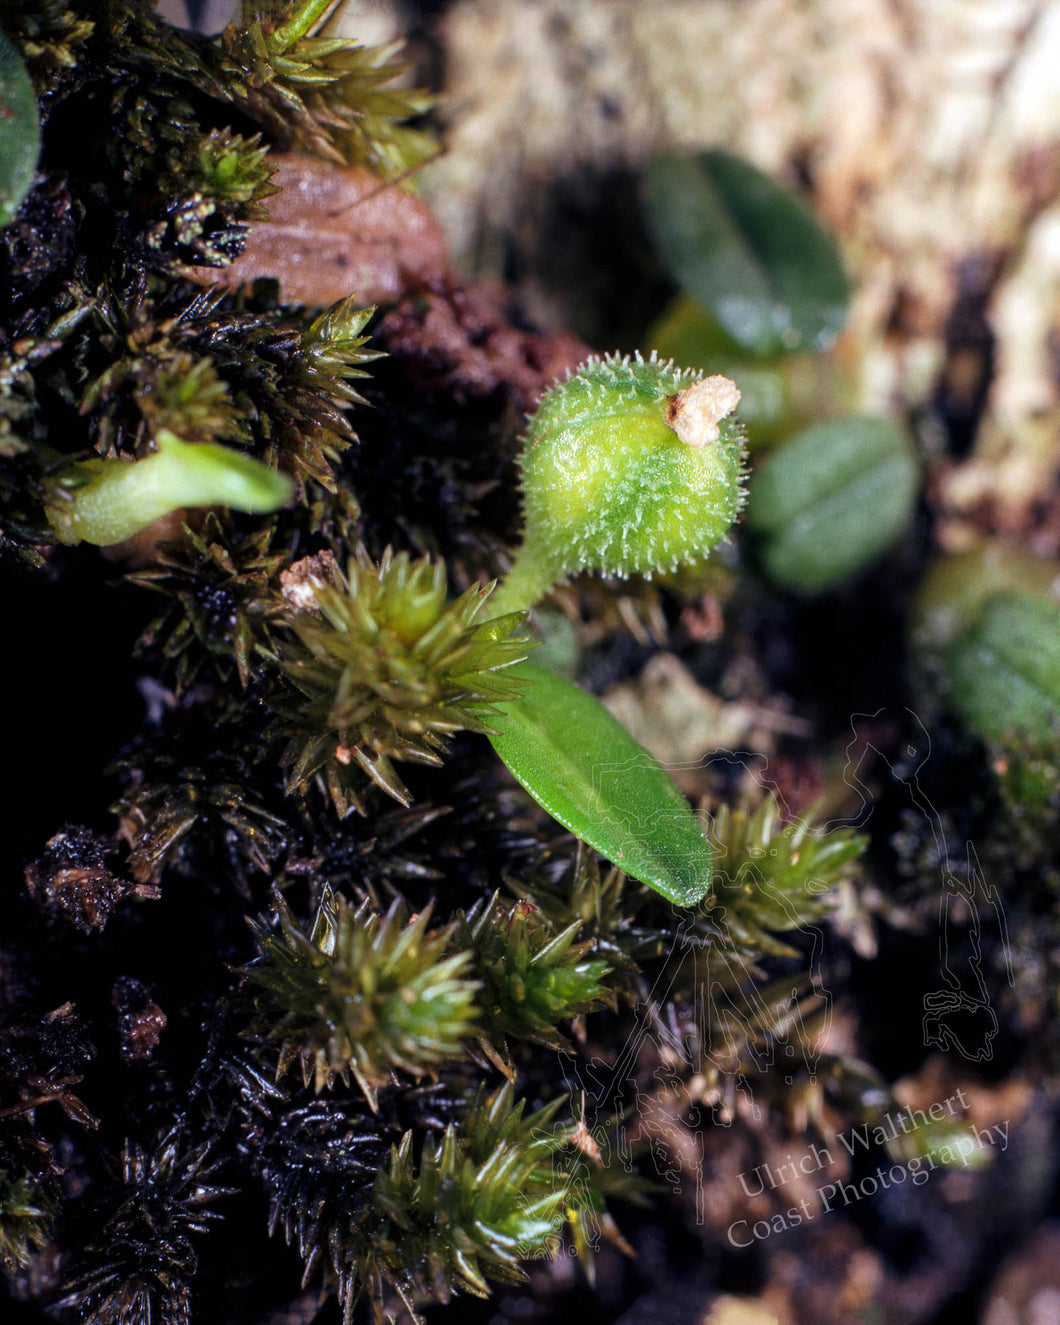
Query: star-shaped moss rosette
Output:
[[354, 1084, 575, 1318], [455, 894, 612, 1071], [216, 1, 436, 176], [243, 886, 478, 1109], [274, 546, 534, 813], [704, 796, 866, 960], [131, 512, 288, 690], [55, 1130, 231, 1325], [0, 1164, 52, 1274]]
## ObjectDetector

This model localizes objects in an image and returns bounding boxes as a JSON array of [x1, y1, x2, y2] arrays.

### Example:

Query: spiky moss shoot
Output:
[[294, 295, 379, 406], [131, 513, 289, 691], [240, 294, 380, 493], [702, 796, 866, 959], [507, 845, 672, 984], [113, 739, 288, 887], [355, 1084, 573, 1320], [244, 886, 479, 1108], [492, 353, 747, 616], [0, 1167, 52, 1272], [78, 318, 246, 457], [219, 4, 436, 175], [276, 546, 534, 813], [456, 894, 612, 1065], [132, 354, 244, 447], [55, 1130, 230, 1325], [186, 129, 277, 215]]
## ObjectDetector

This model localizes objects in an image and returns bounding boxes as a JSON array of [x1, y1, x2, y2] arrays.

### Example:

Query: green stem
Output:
[[267, 0, 341, 52], [489, 543, 564, 619]]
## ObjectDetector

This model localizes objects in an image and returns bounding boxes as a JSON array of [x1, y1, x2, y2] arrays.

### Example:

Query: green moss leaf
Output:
[[745, 415, 919, 592], [641, 149, 849, 358], [487, 663, 712, 907], [0, 29, 40, 229], [946, 592, 1060, 743]]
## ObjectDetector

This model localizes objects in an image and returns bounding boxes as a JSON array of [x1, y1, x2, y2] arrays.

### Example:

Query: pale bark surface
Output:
[[415, 0, 1060, 545]]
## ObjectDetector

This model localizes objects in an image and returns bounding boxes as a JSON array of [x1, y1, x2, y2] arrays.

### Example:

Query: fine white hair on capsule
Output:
[[513, 350, 748, 586]]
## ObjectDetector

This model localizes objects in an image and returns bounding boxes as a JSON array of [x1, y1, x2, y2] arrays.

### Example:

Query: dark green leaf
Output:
[[487, 663, 712, 907], [642, 149, 849, 358], [745, 415, 918, 592], [910, 542, 1060, 657], [946, 592, 1060, 743], [0, 29, 40, 230]]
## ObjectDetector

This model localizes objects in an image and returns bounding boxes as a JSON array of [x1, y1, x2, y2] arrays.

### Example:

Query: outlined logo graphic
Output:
[[845, 708, 1014, 1064], [544, 709, 1014, 1231]]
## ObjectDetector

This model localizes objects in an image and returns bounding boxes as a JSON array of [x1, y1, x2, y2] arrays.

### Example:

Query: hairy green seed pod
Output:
[[492, 353, 746, 615]]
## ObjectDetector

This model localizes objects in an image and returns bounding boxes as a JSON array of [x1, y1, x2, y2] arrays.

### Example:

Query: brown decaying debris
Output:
[[24, 827, 160, 933], [181, 153, 449, 307], [377, 275, 591, 414], [184, 151, 591, 416]]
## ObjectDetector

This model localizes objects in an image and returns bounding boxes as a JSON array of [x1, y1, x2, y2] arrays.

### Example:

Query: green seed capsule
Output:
[[493, 353, 747, 615]]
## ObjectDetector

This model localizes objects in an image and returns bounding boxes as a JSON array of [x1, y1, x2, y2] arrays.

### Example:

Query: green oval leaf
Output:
[[487, 662, 712, 907], [745, 415, 919, 592], [45, 436, 293, 546], [641, 149, 849, 358], [910, 542, 1060, 658], [0, 29, 40, 230], [946, 592, 1060, 743]]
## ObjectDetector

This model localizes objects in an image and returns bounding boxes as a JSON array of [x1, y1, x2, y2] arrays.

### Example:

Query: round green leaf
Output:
[[487, 663, 712, 907], [946, 592, 1060, 743], [745, 415, 919, 592], [641, 149, 849, 358], [0, 30, 40, 229], [910, 542, 1060, 658]]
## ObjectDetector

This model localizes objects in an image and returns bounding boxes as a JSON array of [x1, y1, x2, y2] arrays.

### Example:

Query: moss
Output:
[[1, 4, 1051, 1324]]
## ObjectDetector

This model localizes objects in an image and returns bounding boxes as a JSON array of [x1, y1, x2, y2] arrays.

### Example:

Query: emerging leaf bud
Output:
[[44, 432, 292, 547]]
